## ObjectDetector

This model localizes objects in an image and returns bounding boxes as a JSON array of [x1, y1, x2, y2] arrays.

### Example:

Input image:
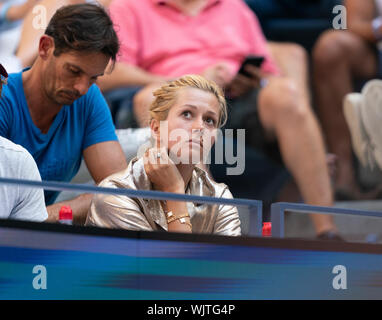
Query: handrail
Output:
[[271, 202, 382, 237], [0, 177, 263, 236]]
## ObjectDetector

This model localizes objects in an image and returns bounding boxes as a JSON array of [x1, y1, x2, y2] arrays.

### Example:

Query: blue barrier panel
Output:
[[1, 219, 382, 299], [271, 202, 382, 238], [1, 180, 382, 299], [0, 177, 263, 237]]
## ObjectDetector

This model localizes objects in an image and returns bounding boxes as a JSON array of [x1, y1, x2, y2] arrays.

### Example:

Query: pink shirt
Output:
[[110, 0, 279, 78]]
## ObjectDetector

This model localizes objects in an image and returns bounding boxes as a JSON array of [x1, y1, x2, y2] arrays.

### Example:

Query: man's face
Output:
[[42, 50, 109, 106]]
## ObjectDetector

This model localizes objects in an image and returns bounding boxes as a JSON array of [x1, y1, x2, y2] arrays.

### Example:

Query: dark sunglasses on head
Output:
[[0, 64, 8, 85]]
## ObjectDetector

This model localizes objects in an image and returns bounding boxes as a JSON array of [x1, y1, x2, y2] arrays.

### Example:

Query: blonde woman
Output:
[[86, 75, 241, 236]]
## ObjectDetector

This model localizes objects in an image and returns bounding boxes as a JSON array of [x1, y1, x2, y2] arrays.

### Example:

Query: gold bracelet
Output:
[[167, 213, 190, 224], [166, 210, 186, 221], [169, 216, 192, 230], [165, 210, 174, 220], [180, 220, 193, 230]]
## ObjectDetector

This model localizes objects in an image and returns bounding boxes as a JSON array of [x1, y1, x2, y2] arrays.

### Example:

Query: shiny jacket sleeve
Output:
[[213, 187, 241, 236], [86, 192, 153, 231]]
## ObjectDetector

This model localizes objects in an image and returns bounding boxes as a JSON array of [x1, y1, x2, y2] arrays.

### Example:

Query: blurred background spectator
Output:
[[313, 0, 382, 200], [0, 3, 127, 224], [0, 0, 41, 72], [344, 80, 382, 174]]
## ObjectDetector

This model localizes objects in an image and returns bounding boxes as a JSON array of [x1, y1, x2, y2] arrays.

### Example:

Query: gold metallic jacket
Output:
[[86, 157, 241, 236]]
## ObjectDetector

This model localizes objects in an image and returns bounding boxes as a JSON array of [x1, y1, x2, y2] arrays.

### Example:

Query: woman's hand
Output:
[[144, 147, 192, 233], [143, 147, 185, 193]]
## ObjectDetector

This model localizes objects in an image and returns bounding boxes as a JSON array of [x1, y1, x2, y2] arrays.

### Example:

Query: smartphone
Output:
[[238, 55, 264, 77]]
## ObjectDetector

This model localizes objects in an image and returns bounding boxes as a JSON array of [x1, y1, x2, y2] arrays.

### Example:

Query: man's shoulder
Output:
[[0, 72, 22, 104], [0, 136, 38, 177], [0, 136, 29, 156]]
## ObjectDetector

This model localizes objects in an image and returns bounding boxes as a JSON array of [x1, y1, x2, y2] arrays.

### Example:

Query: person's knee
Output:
[[133, 90, 150, 126], [259, 77, 308, 127], [280, 42, 308, 66], [133, 83, 162, 126], [133, 88, 150, 111], [268, 41, 308, 74], [260, 77, 299, 108], [133, 83, 162, 108], [313, 30, 353, 68]]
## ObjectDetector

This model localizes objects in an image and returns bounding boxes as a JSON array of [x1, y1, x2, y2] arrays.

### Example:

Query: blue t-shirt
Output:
[[0, 70, 118, 204]]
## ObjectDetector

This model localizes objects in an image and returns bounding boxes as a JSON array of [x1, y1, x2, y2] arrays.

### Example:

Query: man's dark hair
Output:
[[45, 3, 119, 63], [0, 64, 7, 78]]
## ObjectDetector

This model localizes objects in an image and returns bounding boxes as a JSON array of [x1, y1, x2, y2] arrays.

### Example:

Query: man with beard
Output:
[[0, 4, 127, 224]]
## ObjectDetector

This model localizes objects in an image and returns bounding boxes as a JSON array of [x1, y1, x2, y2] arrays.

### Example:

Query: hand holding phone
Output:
[[226, 55, 265, 98], [237, 55, 264, 78]]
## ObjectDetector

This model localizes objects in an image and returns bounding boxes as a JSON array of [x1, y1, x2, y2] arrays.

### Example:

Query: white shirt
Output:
[[0, 136, 48, 221]]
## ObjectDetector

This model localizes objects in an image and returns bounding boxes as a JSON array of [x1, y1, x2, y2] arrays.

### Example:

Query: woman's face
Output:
[[154, 87, 220, 165]]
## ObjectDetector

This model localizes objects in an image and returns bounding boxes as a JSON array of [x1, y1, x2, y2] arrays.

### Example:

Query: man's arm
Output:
[[83, 140, 127, 184], [97, 62, 169, 92], [46, 141, 128, 225], [46, 193, 92, 225], [346, 0, 378, 43], [97, 0, 169, 92]]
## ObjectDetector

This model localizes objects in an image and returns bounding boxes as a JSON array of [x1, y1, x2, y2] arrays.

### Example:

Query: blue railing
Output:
[[271, 202, 382, 238], [3, 177, 382, 239], [0, 177, 263, 236]]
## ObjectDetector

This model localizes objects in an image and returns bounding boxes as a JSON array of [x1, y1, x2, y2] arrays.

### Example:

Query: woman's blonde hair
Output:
[[149, 74, 228, 128]]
